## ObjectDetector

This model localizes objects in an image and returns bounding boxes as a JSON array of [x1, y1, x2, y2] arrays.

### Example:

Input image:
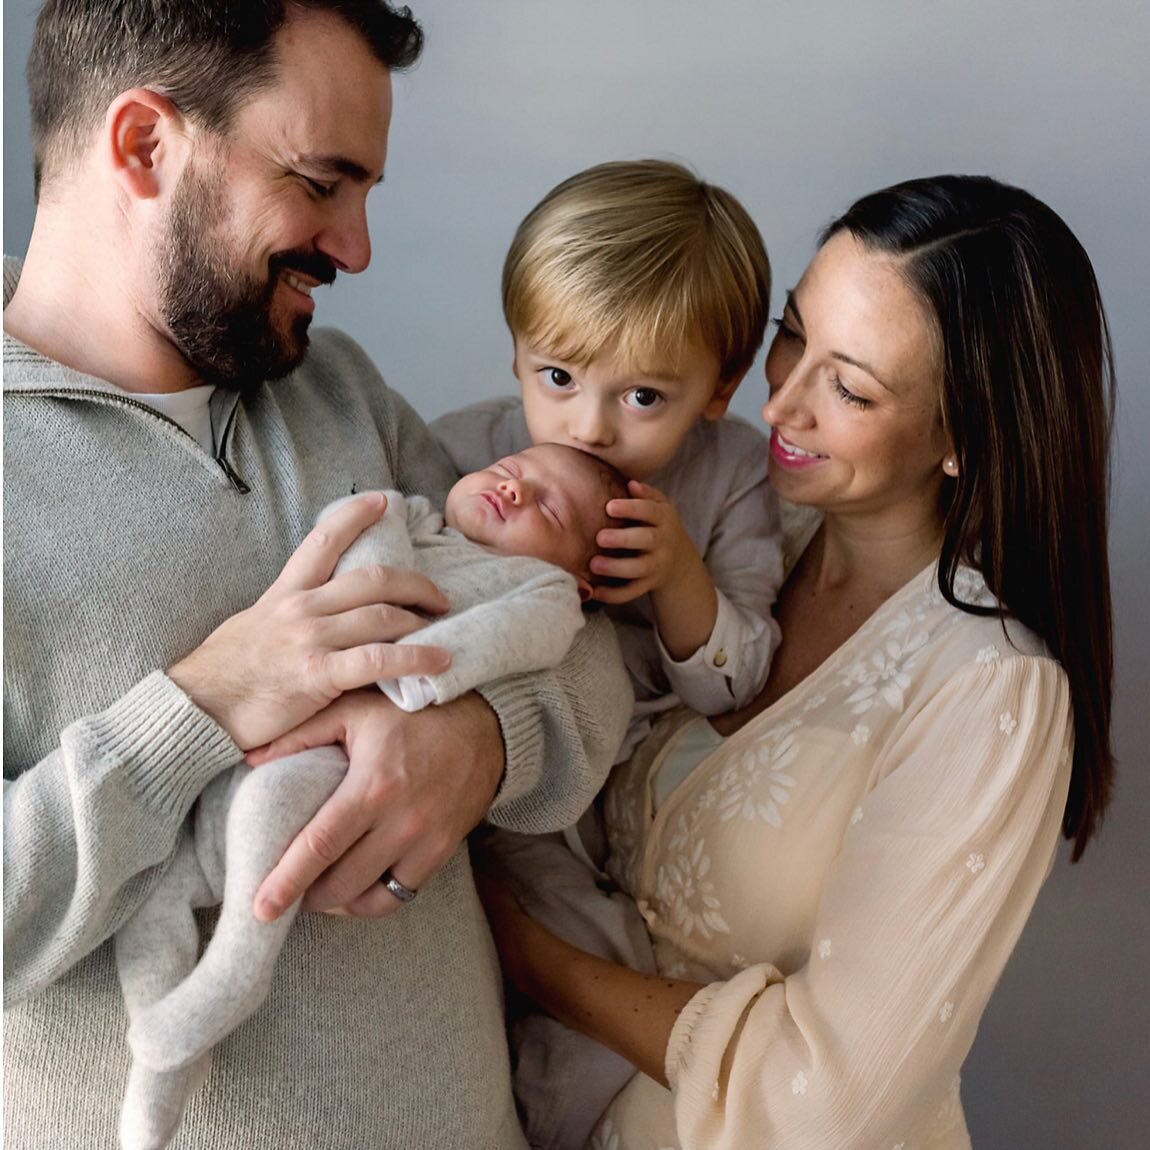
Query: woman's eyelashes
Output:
[[771, 315, 802, 343], [831, 375, 871, 409], [771, 316, 872, 410]]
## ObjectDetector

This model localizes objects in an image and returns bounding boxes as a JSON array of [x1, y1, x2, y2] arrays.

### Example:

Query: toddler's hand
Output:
[[590, 480, 704, 605]]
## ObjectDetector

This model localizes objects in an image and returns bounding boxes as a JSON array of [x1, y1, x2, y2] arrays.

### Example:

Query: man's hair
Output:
[[27, 0, 423, 195], [824, 173, 1115, 861], [502, 159, 771, 384]]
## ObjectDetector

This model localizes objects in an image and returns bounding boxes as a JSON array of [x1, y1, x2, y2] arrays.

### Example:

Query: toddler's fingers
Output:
[[626, 479, 667, 501], [597, 524, 659, 551], [591, 552, 654, 582], [605, 497, 658, 522]]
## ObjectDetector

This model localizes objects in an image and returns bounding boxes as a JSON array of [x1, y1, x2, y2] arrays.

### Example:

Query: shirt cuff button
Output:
[[712, 650, 728, 668]]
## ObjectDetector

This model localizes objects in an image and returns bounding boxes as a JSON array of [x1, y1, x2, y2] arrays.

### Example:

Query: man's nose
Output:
[[316, 200, 372, 275]]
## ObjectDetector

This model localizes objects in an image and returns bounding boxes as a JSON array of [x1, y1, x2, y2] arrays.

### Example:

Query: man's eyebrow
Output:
[[303, 155, 384, 185], [785, 290, 893, 393]]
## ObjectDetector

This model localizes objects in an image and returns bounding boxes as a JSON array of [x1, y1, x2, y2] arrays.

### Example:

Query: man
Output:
[[2, 2, 630, 1146]]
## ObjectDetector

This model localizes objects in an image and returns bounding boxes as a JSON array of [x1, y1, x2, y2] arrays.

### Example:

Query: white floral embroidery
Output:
[[731, 953, 750, 970], [851, 723, 871, 746], [842, 631, 929, 714], [791, 1071, 809, 1095], [882, 601, 929, 634], [716, 731, 799, 827], [654, 833, 730, 940], [999, 711, 1018, 734], [803, 692, 827, 712], [892, 1142, 906, 1150], [952, 565, 997, 607], [850, 805, 864, 825], [976, 644, 1001, 663], [966, 853, 986, 875], [939, 1000, 955, 1023], [817, 938, 832, 959]]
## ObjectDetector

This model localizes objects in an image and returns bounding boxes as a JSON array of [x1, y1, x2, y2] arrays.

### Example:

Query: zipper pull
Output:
[[217, 453, 250, 494]]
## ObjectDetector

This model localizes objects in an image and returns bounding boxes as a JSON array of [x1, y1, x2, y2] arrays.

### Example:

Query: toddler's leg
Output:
[[115, 814, 219, 1150], [128, 747, 348, 1073]]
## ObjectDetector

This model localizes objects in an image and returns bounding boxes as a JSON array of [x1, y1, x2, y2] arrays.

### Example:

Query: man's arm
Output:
[[3, 496, 452, 1004]]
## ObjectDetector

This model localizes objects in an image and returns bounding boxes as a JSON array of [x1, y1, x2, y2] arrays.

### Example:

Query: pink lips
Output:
[[769, 429, 826, 468], [479, 491, 506, 520]]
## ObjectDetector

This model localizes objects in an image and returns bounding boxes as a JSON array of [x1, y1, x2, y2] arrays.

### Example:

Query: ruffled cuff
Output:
[[666, 981, 725, 1089]]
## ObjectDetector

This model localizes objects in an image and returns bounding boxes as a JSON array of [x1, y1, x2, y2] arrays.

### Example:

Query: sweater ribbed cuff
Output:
[[74, 670, 241, 816], [475, 679, 545, 810]]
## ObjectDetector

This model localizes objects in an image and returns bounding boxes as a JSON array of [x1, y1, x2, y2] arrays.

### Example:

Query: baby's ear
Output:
[[576, 576, 593, 603], [702, 369, 748, 421]]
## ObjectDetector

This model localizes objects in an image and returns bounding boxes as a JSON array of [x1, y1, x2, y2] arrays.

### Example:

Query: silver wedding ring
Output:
[[380, 869, 418, 903]]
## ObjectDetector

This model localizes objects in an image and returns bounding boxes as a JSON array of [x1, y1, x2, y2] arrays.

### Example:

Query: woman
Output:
[[480, 174, 1114, 1149]]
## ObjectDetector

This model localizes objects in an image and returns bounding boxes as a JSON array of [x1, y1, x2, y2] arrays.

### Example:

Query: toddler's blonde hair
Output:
[[502, 159, 771, 384]]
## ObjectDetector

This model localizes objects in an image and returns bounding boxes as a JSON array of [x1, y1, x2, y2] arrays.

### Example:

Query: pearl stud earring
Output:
[[942, 455, 959, 477]]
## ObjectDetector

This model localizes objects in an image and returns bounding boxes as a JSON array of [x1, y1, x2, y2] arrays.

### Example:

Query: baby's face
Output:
[[513, 335, 733, 480], [445, 444, 610, 589]]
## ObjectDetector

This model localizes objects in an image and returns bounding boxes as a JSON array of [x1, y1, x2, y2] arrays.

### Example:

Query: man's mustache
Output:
[[270, 250, 338, 287]]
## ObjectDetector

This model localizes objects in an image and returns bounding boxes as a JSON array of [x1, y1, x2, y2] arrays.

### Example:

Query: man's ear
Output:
[[701, 368, 748, 421], [105, 88, 189, 200]]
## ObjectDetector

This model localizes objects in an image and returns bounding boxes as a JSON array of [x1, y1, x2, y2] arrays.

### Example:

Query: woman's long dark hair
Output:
[[823, 175, 1115, 860]]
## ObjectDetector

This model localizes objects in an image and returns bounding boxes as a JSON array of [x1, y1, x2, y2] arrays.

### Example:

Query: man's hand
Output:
[[246, 688, 505, 921], [169, 493, 452, 751]]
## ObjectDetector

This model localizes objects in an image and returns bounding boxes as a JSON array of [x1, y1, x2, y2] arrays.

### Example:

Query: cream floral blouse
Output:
[[592, 561, 1073, 1150]]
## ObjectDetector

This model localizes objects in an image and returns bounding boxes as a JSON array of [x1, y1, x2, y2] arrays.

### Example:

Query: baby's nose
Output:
[[498, 478, 525, 504]]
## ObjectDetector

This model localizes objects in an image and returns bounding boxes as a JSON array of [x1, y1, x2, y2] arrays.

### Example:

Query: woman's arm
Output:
[[477, 870, 703, 1085], [487, 653, 1075, 1148]]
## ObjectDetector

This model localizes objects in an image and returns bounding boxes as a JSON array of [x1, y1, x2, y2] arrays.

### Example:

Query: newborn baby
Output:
[[115, 443, 627, 1150]]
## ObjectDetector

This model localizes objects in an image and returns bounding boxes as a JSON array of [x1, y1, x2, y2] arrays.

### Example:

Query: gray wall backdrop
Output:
[[5, 1, 1148, 1146]]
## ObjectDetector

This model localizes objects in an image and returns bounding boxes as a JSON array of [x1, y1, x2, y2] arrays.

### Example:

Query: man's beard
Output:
[[159, 167, 336, 393]]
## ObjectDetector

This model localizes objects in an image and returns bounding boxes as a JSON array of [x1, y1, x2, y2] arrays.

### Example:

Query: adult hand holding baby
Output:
[[168, 492, 452, 752]]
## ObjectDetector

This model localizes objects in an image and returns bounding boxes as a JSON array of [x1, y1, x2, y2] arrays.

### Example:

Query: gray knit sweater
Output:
[[2, 257, 631, 1149]]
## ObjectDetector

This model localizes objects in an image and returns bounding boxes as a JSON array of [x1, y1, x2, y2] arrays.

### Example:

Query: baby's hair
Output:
[[503, 159, 771, 383], [526, 443, 630, 593]]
